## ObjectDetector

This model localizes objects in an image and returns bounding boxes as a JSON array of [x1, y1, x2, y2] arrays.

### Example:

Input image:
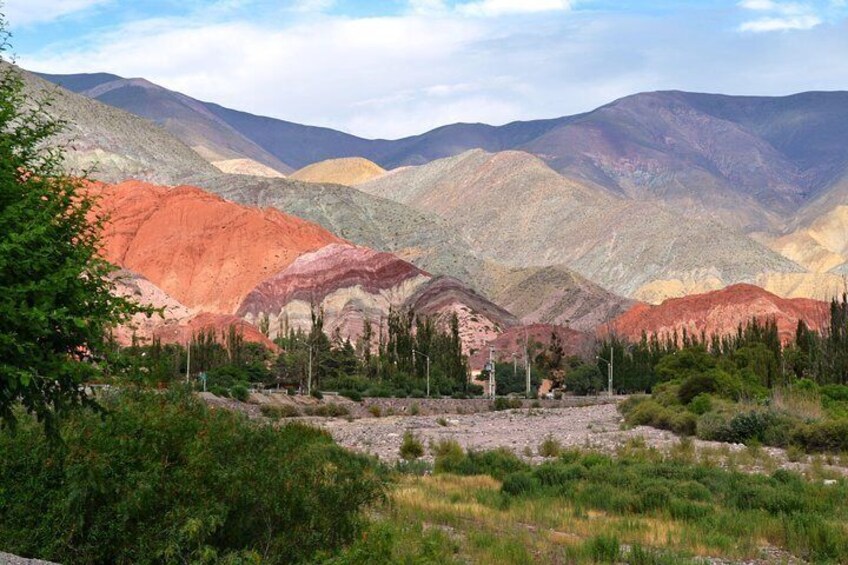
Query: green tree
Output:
[[0, 28, 144, 432]]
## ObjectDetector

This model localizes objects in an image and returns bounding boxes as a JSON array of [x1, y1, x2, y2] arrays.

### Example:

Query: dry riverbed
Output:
[[318, 403, 848, 479]]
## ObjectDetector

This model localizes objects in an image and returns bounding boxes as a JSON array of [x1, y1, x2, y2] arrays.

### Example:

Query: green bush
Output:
[[696, 411, 731, 441], [434, 445, 526, 480], [501, 472, 539, 496], [687, 393, 713, 415], [727, 410, 770, 443], [230, 384, 250, 402], [492, 397, 523, 411], [792, 418, 848, 452], [585, 534, 621, 563], [339, 389, 363, 402], [538, 434, 562, 457], [678, 374, 717, 404], [399, 431, 424, 460], [0, 390, 386, 564], [564, 364, 604, 395], [432, 439, 466, 474]]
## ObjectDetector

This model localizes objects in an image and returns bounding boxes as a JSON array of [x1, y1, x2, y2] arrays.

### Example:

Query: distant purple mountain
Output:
[[39, 71, 848, 230]]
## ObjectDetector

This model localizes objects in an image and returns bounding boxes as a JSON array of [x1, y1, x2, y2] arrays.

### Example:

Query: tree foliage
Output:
[[0, 23, 143, 432]]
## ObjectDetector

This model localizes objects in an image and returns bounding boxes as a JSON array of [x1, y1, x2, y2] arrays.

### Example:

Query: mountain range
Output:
[[27, 66, 848, 358], [40, 71, 848, 232]]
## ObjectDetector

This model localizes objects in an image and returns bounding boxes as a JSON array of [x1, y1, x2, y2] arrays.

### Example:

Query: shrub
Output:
[[436, 417, 448, 427], [0, 390, 385, 563], [688, 393, 713, 415], [409, 402, 421, 416], [533, 462, 585, 486], [434, 444, 527, 480], [501, 472, 539, 496], [696, 411, 731, 441], [432, 439, 466, 474], [260, 404, 301, 419], [492, 397, 522, 411], [311, 389, 324, 400], [678, 374, 717, 404], [230, 384, 250, 402], [399, 431, 425, 460], [792, 418, 848, 452], [466, 383, 484, 396], [670, 411, 698, 436], [727, 410, 770, 443], [538, 434, 562, 458], [585, 534, 620, 563], [368, 405, 383, 418], [563, 364, 604, 395], [627, 400, 667, 427], [339, 389, 362, 402]]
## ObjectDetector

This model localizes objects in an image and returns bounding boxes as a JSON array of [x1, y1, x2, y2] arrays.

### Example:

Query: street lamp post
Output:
[[597, 348, 614, 397], [412, 349, 431, 398]]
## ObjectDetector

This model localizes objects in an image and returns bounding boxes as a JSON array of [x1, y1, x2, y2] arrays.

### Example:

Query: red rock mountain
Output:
[[98, 182, 518, 353], [96, 180, 341, 314], [608, 284, 827, 344]]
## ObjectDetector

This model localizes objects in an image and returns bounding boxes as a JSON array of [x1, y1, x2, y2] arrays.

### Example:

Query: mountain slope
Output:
[[192, 172, 630, 328], [358, 150, 803, 298], [19, 67, 217, 184], [39, 72, 292, 174], [96, 181, 340, 313], [289, 157, 386, 186]]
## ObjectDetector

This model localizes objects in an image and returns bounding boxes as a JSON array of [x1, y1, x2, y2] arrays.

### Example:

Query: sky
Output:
[[4, 0, 848, 139]]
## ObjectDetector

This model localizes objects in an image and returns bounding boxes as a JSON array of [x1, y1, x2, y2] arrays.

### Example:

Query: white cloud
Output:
[[738, 0, 823, 31], [3, 0, 110, 26], [739, 13, 822, 30], [16, 5, 848, 138], [457, 0, 571, 17]]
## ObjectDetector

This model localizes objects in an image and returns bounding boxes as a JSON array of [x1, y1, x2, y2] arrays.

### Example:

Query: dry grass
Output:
[[771, 387, 824, 420], [389, 474, 723, 563]]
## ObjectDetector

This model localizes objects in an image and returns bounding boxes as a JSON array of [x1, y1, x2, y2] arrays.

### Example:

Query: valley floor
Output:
[[317, 402, 848, 479]]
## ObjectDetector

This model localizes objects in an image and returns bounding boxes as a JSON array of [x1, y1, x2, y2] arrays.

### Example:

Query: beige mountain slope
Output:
[[289, 157, 386, 186], [483, 263, 634, 329], [753, 204, 848, 301], [359, 149, 802, 299], [16, 66, 217, 184], [765, 206, 848, 273], [193, 172, 631, 328], [212, 158, 286, 178]]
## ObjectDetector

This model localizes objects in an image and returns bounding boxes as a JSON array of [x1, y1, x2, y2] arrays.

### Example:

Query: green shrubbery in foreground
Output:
[[621, 378, 848, 453], [0, 390, 386, 564], [422, 444, 848, 563]]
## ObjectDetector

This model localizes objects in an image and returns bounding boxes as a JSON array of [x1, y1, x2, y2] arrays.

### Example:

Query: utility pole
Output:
[[597, 346, 614, 398], [489, 346, 496, 399], [525, 330, 531, 398], [609, 347, 614, 397]]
